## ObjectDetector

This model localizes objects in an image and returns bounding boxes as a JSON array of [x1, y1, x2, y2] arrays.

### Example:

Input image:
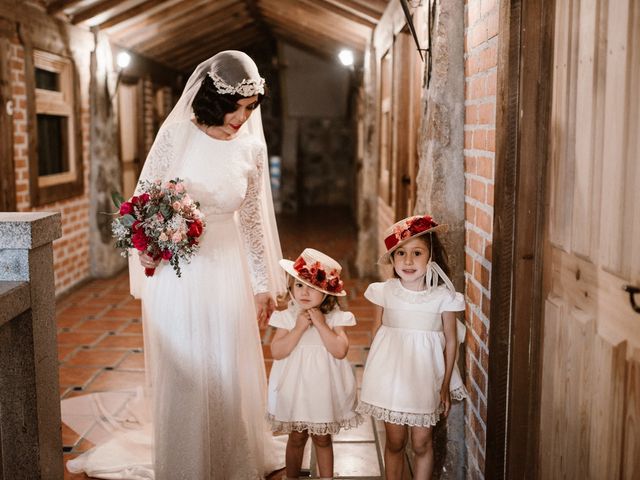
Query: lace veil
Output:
[[128, 50, 285, 300]]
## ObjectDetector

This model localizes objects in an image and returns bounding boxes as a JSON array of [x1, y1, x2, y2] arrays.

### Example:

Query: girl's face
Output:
[[392, 236, 430, 284], [291, 280, 325, 309], [221, 95, 259, 136]]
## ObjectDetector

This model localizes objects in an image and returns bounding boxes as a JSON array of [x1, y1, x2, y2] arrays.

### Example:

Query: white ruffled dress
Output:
[[357, 279, 467, 426], [267, 306, 363, 435]]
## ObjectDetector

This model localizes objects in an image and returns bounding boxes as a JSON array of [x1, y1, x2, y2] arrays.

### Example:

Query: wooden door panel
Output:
[[622, 357, 640, 479], [540, 0, 640, 477], [571, 0, 598, 259]]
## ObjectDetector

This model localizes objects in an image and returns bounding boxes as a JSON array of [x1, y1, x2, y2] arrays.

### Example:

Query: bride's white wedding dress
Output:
[[63, 120, 284, 479]]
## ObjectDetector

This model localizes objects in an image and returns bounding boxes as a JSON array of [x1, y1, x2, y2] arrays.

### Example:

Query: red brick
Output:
[[478, 102, 495, 125], [468, 22, 488, 49], [465, 201, 477, 223], [469, 178, 486, 202], [464, 130, 474, 149], [472, 129, 486, 150], [481, 0, 497, 17], [464, 155, 477, 174], [486, 183, 495, 206], [467, 279, 481, 306], [476, 207, 492, 234], [481, 293, 491, 317], [476, 156, 493, 179], [467, 0, 482, 27], [487, 11, 499, 39], [468, 229, 484, 255], [486, 128, 496, 152], [465, 104, 478, 123]]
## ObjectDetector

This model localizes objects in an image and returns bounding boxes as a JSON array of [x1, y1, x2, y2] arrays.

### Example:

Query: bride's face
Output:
[[222, 95, 259, 136]]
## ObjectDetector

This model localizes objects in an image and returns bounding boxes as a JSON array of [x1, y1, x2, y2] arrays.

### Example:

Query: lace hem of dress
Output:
[[356, 388, 467, 427], [266, 413, 364, 435]]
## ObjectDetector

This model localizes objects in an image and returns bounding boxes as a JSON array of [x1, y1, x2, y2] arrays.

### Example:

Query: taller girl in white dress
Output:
[[357, 214, 467, 480], [66, 51, 286, 479]]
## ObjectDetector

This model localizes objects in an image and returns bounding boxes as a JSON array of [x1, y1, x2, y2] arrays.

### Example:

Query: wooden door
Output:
[[118, 82, 140, 199], [538, 0, 640, 478]]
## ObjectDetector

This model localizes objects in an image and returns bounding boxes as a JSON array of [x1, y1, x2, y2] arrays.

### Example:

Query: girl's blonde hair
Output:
[[278, 275, 340, 314]]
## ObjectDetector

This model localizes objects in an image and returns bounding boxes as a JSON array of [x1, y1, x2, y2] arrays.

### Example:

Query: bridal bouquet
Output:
[[111, 178, 205, 277]]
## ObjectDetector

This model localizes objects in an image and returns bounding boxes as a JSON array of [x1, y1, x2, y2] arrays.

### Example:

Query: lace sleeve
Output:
[[239, 147, 269, 294], [134, 127, 174, 193]]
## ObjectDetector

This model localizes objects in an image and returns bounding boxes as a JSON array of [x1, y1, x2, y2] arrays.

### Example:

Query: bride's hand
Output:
[[254, 292, 275, 328], [138, 252, 160, 269]]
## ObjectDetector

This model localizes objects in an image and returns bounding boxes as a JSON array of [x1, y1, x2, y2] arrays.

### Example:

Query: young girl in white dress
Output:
[[357, 215, 467, 480], [267, 248, 363, 480]]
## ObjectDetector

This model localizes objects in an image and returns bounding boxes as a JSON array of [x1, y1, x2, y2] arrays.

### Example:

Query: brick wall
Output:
[[463, 0, 498, 477], [10, 40, 91, 295]]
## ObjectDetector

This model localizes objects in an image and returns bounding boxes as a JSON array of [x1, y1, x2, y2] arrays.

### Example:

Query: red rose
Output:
[[327, 277, 343, 293], [187, 220, 203, 238], [315, 268, 326, 283], [161, 249, 172, 260], [293, 257, 306, 271], [132, 230, 149, 251], [131, 195, 140, 205], [131, 220, 142, 232], [119, 202, 133, 215], [139, 193, 151, 205], [408, 216, 433, 234]]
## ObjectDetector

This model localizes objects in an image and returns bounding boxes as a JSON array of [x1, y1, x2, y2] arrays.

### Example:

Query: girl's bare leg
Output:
[[384, 422, 408, 480], [285, 430, 309, 478], [311, 433, 334, 478], [410, 426, 434, 480]]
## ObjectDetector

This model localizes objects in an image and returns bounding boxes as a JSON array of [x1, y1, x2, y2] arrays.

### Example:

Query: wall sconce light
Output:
[[338, 49, 354, 67], [110, 51, 131, 101]]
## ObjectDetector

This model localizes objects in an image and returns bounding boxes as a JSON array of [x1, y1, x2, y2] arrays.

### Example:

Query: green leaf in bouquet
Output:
[[120, 214, 136, 227], [111, 190, 125, 208], [148, 205, 159, 216], [160, 204, 173, 219]]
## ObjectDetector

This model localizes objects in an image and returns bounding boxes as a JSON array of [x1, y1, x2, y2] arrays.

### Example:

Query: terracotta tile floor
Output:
[[58, 208, 410, 479]]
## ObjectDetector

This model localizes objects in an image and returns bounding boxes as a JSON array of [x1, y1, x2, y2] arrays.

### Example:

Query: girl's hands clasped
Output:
[[307, 307, 327, 328]]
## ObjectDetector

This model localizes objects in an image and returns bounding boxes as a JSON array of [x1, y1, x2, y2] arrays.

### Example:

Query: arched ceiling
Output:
[[44, 0, 387, 71]]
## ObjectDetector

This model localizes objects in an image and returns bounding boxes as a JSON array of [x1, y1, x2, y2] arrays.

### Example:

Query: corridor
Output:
[[58, 208, 403, 479]]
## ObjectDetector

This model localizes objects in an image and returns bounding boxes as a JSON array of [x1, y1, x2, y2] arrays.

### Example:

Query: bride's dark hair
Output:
[[191, 75, 265, 127]]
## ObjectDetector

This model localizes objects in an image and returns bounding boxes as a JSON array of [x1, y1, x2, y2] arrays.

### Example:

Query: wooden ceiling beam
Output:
[[270, 28, 338, 61], [245, 0, 273, 40], [71, 0, 129, 25], [300, 0, 376, 28], [108, 0, 217, 42], [329, 0, 385, 19], [150, 15, 255, 60], [132, 3, 249, 54], [47, 0, 83, 15], [173, 29, 264, 71], [97, 0, 175, 30], [259, 8, 366, 51], [260, 0, 371, 39]]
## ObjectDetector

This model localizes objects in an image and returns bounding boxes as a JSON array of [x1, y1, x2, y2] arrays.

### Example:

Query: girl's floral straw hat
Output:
[[379, 214, 448, 264], [279, 248, 346, 297]]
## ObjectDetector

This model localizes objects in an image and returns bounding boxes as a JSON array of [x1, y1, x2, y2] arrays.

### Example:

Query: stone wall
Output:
[[463, 0, 499, 477]]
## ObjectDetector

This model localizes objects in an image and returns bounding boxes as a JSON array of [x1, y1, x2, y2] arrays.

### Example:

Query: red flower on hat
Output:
[[408, 215, 435, 234]]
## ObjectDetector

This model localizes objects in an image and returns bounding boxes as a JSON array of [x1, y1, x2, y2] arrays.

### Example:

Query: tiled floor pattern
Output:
[[58, 209, 410, 479]]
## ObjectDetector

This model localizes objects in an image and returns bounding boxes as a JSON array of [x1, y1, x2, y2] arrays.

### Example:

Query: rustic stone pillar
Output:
[[0, 212, 63, 480], [89, 33, 126, 277], [414, 1, 466, 479]]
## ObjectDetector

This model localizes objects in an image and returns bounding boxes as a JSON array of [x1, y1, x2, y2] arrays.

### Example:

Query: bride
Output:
[[65, 51, 286, 479]]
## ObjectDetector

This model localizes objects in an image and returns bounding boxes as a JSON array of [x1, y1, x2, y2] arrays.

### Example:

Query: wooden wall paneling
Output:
[[571, 0, 598, 260], [587, 331, 626, 479], [548, 0, 572, 250], [71, 0, 129, 25], [599, 0, 632, 276], [622, 352, 640, 479], [108, 0, 215, 46], [97, 0, 176, 30], [126, 0, 242, 52], [538, 298, 561, 480]]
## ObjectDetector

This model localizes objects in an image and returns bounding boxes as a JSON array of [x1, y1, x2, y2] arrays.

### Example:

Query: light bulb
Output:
[[338, 49, 354, 67]]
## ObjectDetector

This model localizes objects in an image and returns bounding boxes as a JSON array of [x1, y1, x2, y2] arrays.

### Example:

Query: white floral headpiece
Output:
[[208, 71, 265, 97]]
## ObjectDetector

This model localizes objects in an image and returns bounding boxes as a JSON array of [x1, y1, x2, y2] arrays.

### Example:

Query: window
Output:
[[30, 50, 82, 205]]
